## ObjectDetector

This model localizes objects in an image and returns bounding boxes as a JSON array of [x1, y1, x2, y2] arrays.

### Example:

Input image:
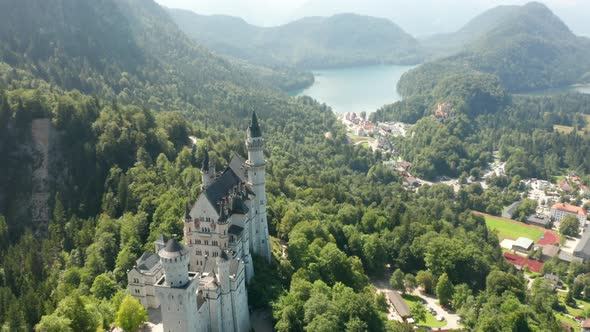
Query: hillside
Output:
[[420, 5, 520, 57], [168, 9, 423, 68], [401, 2, 590, 95]]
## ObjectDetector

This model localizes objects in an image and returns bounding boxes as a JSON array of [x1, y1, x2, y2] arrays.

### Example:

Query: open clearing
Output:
[[482, 215, 546, 241]]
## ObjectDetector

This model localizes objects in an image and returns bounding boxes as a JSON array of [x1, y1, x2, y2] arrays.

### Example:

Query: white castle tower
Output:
[[246, 112, 271, 263], [154, 239, 204, 332]]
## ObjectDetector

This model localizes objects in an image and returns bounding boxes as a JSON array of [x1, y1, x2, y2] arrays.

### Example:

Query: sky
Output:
[[155, 0, 590, 37]]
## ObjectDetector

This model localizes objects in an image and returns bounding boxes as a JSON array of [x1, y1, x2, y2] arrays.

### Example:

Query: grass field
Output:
[[484, 215, 545, 241], [402, 294, 446, 329], [553, 114, 590, 138], [556, 313, 578, 329], [557, 291, 590, 317]]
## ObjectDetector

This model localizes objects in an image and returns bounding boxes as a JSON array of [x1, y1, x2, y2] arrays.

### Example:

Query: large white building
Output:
[[128, 112, 271, 332], [551, 202, 587, 225]]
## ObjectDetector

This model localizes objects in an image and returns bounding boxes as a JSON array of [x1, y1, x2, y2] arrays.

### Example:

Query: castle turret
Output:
[[246, 112, 271, 263], [154, 239, 201, 332], [159, 239, 190, 288]]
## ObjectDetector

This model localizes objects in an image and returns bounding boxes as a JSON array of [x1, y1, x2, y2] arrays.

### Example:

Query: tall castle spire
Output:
[[246, 112, 271, 263], [248, 111, 262, 138]]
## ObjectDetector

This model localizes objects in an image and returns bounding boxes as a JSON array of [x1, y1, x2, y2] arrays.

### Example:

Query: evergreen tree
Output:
[[436, 273, 454, 307]]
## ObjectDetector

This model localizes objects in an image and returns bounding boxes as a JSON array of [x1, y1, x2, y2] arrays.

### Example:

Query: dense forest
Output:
[[400, 2, 590, 95], [0, 0, 588, 332], [373, 69, 590, 182]]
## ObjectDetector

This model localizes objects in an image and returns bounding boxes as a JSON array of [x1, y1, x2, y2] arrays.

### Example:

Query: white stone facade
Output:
[[128, 113, 270, 332]]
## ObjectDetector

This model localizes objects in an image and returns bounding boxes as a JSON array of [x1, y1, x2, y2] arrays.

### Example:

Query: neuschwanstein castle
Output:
[[127, 112, 271, 332]]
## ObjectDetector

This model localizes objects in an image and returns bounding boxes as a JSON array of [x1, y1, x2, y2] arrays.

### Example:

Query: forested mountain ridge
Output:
[[0, 0, 310, 97], [400, 2, 590, 95], [0, 1, 575, 331], [168, 9, 423, 68]]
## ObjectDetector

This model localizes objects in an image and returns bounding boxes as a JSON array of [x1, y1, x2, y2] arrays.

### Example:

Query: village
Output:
[[339, 112, 409, 152], [340, 112, 590, 330]]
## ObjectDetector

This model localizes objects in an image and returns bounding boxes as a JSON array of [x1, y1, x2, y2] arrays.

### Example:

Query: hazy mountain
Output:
[[168, 9, 423, 68], [155, 0, 590, 37], [399, 2, 590, 95]]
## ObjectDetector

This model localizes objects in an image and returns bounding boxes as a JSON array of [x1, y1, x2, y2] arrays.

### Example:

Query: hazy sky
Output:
[[155, 0, 590, 36]]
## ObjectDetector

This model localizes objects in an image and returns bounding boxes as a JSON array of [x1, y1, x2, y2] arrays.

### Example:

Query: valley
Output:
[[3, 1, 590, 332]]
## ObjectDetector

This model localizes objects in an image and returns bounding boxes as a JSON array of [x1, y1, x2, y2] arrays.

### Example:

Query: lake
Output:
[[295, 65, 415, 114]]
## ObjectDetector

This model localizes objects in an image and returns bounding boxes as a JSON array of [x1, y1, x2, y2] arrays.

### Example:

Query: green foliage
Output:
[[559, 215, 580, 237], [54, 294, 100, 332], [390, 269, 405, 291], [115, 295, 147, 332], [512, 199, 537, 222], [436, 273, 454, 306], [90, 274, 118, 300], [416, 271, 436, 294], [34, 314, 73, 332], [410, 302, 427, 323], [403, 3, 590, 94], [404, 274, 417, 293]]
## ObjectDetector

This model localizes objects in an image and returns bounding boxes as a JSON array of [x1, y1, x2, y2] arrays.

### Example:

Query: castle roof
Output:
[[135, 252, 159, 271], [231, 197, 249, 214], [228, 224, 244, 236], [204, 168, 242, 207], [229, 153, 247, 181], [159, 239, 189, 259], [249, 112, 262, 138]]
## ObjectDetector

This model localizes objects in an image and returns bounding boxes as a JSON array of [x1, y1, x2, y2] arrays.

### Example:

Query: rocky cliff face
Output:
[[0, 118, 64, 234]]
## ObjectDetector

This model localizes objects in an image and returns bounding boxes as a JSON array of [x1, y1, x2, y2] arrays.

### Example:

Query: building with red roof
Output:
[[551, 203, 587, 224]]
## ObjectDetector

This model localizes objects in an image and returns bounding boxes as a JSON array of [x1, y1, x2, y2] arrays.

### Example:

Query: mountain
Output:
[[0, 0, 311, 97], [168, 9, 423, 68], [0, 0, 333, 232], [420, 5, 521, 57], [399, 2, 590, 95]]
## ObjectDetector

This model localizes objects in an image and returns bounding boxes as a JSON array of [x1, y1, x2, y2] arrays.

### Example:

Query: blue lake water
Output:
[[296, 65, 415, 114]]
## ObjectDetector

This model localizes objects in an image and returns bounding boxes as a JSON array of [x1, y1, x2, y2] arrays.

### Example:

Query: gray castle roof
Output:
[[159, 239, 189, 259], [136, 252, 159, 271], [204, 168, 242, 207], [249, 112, 262, 138], [228, 224, 244, 236], [228, 154, 246, 181]]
